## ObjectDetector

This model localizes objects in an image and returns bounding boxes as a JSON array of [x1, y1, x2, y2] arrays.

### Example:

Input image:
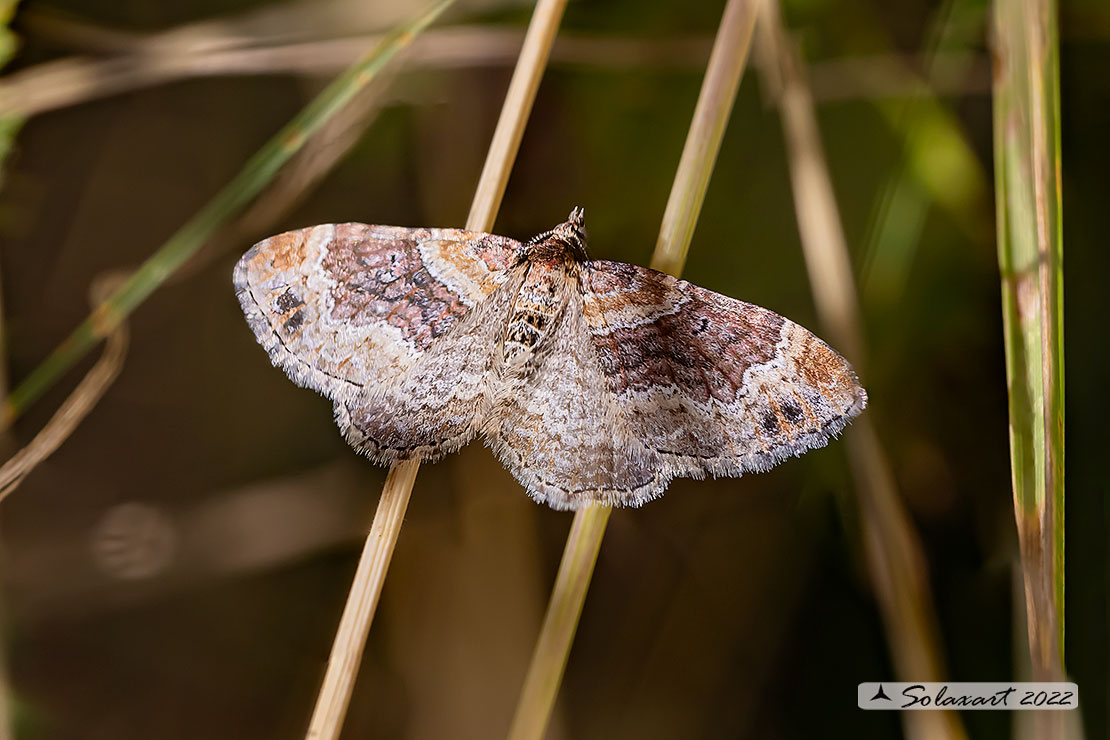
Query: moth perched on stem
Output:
[[234, 208, 866, 509]]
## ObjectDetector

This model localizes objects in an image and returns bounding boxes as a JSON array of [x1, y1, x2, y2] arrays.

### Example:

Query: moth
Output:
[[234, 208, 866, 509]]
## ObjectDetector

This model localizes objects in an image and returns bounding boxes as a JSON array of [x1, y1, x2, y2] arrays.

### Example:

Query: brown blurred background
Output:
[[0, 0, 1105, 738]]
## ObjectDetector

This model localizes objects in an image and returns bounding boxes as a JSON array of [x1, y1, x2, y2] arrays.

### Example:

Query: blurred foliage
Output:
[[0, 0, 1104, 739], [0, 0, 23, 204]]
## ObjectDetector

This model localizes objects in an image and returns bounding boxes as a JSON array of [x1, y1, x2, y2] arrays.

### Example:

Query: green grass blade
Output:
[[991, 0, 1065, 679], [1, 0, 453, 427]]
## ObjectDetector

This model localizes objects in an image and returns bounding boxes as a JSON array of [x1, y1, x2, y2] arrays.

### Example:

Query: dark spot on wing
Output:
[[781, 400, 803, 424], [282, 310, 306, 333], [276, 288, 304, 313], [760, 410, 781, 436]]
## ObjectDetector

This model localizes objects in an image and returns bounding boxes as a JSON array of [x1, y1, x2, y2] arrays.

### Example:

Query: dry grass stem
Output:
[[756, 2, 965, 739], [466, 0, 571, 231], [505, 504, 610, 740], [508, 2, 758, 738], [755, 19, 864, 366], [21, 0, 405, 55], [305, 2, 570, 738], [654, 0, 757, 274], [0, 35, 401, 117], [1, 19, 997, 120], [304, 458, 419, 740]]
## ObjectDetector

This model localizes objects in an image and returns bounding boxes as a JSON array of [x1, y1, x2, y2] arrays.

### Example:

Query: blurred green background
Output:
[[0, 0, 1104, 738]]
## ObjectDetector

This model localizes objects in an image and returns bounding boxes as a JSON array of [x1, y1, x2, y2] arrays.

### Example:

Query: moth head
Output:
[[567, 206, 585, 228], [525, 207, 590, 261], [557, 206, 590, 256]]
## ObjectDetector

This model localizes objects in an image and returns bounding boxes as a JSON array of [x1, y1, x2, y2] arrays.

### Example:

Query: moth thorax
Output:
[[502, 263, 567, 367]]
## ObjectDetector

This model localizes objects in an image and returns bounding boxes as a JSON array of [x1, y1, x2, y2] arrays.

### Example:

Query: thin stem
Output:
[[467, 0, 570, 231], [505, 504, 611, 740], [507, 3, 758, 739], [303, 1, 570, 738], [654, 0, 756, 275], [761, 19, 864, 367], [305, 459, 418, 740], [0, 286, 129, 501]]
